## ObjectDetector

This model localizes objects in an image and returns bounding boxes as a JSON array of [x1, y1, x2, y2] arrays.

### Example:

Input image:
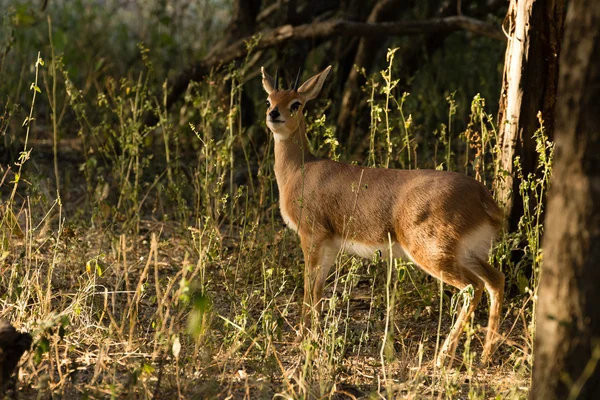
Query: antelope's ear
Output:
[[261, 67, 276, 95], [297, 65, 332, 101]]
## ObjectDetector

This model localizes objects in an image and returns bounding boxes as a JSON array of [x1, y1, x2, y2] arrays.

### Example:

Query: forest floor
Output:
[[0, 152, 532, 399]]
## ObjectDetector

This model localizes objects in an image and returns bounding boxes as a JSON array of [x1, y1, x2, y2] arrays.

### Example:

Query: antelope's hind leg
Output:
[[407, 251, 486, 367], [436, 268, 485, 367], [437, 258, 505, 366], [477, 259, 505, 363]]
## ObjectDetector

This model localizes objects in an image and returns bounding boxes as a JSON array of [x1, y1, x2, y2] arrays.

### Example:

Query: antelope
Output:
[[261, 65, 505, 365]]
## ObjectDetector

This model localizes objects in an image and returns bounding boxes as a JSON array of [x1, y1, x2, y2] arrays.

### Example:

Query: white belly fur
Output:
[[333, 237, 414, 262], [457, 223, 497, 266], [280, 207, 298, 232]]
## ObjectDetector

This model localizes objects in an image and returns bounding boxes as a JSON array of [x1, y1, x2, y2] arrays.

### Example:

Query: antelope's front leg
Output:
[[299, 233, 336, 337]]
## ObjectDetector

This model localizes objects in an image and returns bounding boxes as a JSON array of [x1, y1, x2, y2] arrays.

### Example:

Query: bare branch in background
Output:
[[146, 14, 505, 125]]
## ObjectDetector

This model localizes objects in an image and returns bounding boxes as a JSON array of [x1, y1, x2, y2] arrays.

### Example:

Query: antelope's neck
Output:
[[273, 121, 315, 187]]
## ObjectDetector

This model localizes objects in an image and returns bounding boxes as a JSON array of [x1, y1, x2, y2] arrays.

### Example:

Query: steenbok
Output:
[[261, 65, 504, 365]]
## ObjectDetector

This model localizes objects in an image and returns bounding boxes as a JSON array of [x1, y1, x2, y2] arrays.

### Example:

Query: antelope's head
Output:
[[261, 65, 332, 141]]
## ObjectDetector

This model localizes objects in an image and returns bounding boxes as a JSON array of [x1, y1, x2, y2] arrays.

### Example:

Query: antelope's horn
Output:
[[293, 68, 302, 91], [274, 68, 279, 90]]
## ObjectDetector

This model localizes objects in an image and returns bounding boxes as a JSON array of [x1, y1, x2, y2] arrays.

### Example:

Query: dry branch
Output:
[[146, 15, 505, 125]]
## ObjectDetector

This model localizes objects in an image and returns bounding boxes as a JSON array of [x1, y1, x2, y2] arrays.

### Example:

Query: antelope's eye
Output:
[[290, 101, 301, 112], [266, 100, 271, 108]]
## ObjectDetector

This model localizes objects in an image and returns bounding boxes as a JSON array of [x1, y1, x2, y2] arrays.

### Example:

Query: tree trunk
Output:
[[530, 0, 600, 398], [495, 0, 565, 230]]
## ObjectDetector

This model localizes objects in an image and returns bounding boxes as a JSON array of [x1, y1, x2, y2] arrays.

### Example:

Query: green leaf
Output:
[[38, 337, 50, 352], [141, 363, 155, 374], [34, 337, 50, 364]]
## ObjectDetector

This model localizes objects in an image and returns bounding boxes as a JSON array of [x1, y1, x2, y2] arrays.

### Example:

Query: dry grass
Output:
[[0, 177, 532, 398]]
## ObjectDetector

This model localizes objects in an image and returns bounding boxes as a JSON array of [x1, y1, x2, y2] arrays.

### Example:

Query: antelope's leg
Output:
[[478, 260, 505, 363], [299, 233, 336, 336]]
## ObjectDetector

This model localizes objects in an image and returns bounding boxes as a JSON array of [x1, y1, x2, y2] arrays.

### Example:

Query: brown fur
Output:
[[261, 66, 505, 366]]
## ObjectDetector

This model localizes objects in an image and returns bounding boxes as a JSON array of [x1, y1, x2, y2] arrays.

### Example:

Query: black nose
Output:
[[269, 108, 280, 120]]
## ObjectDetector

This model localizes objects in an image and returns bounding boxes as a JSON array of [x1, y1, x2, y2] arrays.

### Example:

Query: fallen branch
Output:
[[146, 15, 505, 126]]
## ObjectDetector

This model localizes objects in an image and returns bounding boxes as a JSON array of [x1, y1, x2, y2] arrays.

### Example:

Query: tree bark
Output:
[[530, 0, 600, 398], [494, 0, 565, 230]]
